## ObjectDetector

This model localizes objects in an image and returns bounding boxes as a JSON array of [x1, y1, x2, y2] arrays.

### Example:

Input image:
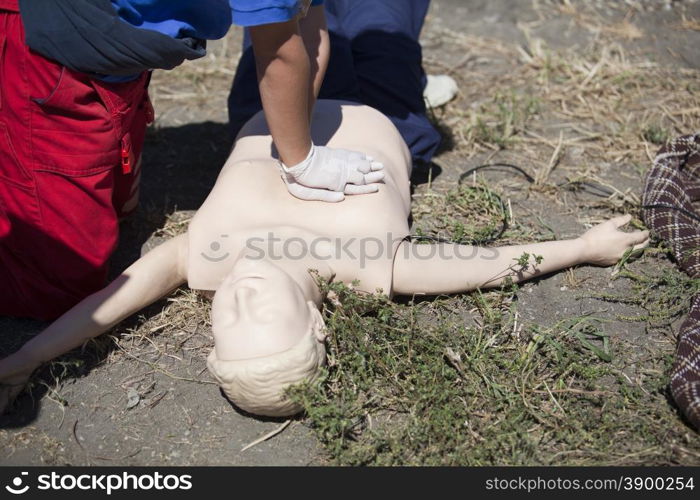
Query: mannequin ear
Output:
[[307, 301, 327, 342]]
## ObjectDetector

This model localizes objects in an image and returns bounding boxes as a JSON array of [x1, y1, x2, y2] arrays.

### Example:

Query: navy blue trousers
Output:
[[228, 0, 441, 165]]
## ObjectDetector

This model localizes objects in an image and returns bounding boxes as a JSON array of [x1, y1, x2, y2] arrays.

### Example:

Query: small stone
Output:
[[126, 388, 140, 409]]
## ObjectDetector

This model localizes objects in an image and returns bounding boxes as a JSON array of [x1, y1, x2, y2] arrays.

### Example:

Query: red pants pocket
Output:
[[0, 121, 42, 229], [29, 69, 120, 176]]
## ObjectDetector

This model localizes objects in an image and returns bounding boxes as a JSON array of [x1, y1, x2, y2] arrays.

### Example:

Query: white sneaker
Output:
[[423, 74, 458, 108]]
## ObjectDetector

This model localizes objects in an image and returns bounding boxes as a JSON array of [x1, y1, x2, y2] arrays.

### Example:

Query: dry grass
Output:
[[132, 1, 700, 464], [428, 29, 697, 162], [7, 0, 699, 466], [294, 2, 700, 463], [679, 14, 700, 31]]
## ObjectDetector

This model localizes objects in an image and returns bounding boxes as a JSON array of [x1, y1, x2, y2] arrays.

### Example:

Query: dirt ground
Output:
[[1, 0, 699, 466]]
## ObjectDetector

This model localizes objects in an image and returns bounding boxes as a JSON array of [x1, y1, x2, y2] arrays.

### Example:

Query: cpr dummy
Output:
[[0, 101, 649, 417]]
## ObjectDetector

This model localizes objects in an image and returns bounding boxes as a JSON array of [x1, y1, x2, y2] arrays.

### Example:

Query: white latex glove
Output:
[[280, 145, 385, 202]]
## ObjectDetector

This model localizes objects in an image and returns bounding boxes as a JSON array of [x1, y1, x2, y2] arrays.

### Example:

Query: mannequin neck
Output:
[[273, 257, 334, 307], [241, 224, 336, 306]]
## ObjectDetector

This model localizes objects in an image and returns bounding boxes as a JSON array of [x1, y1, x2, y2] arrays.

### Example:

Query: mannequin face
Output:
[[211, 256, 313, 360]]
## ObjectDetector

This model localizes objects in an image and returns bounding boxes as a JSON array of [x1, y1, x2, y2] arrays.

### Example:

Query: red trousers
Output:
[[0, 1, 153, 320]]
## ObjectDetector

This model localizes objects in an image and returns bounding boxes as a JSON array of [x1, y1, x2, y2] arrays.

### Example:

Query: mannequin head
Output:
[[206, 256, 327, 416]]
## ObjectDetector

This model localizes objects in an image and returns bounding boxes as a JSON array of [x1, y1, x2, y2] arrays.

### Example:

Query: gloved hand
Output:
[[280, 145, 385, 202]]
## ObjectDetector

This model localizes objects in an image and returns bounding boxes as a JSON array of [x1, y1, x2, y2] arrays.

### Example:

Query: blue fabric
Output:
[[110, 0, 232, 40], [20, 0, 210, 82], [230, 0, 324, 27], [100, 74, 143, 83], [101, 1, 325, 80], [228, 0, 441, 165]]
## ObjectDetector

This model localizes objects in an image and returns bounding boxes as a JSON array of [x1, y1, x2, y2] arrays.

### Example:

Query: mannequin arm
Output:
[[392, 215, 649, 295], [0, 235, 188, 410]]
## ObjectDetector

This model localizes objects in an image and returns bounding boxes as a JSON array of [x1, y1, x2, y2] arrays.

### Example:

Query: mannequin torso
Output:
[[187, 101, 412, 295]]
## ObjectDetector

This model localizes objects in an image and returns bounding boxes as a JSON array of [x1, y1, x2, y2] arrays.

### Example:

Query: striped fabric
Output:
[[642, 133, 700, 430]]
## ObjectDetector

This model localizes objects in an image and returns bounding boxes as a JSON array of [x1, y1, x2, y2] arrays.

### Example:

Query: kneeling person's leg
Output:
[[0, 11, 150, 319]]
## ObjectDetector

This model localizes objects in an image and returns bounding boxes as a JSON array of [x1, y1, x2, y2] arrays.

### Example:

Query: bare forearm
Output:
[[18, 235, 188, 367], [392, 238, 586, 295], [299, 5, 329, 119], [250, 20, 312, 166]]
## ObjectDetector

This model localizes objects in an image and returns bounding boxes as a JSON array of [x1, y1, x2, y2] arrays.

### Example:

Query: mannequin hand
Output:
[[281, 145, 384, 202], [578, 214, 650, 266], [0, 351, 38, 414], [0, 373, 31, 415]]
